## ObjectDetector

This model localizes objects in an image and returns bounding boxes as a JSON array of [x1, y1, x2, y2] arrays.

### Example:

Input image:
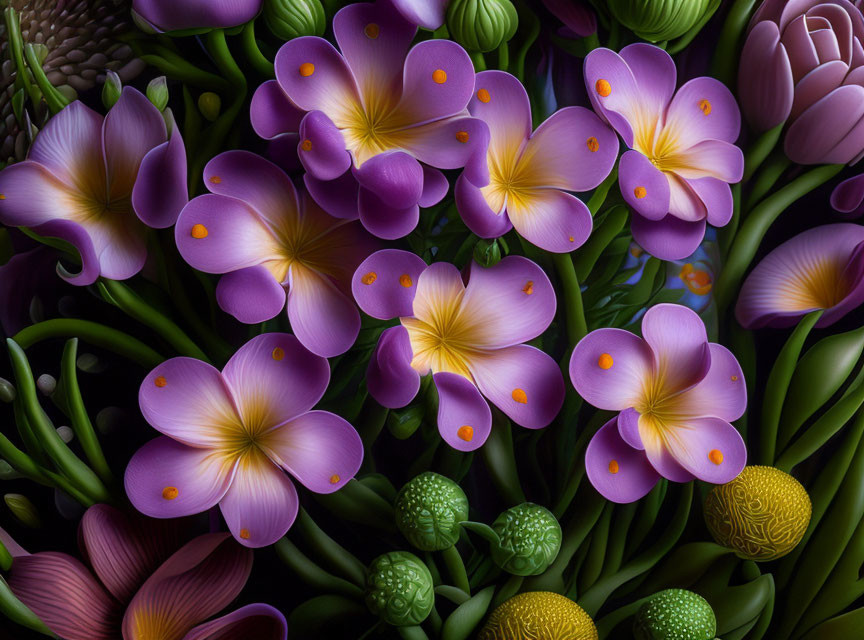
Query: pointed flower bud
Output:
[[146, 76, 169, 112], [4, 493, 41, 528], [102, 71, 123, 110]]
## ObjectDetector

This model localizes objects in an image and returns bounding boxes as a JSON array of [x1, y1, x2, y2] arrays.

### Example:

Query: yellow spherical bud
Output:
[[704, 465, 811, 561], [478, 592, 597, 640]]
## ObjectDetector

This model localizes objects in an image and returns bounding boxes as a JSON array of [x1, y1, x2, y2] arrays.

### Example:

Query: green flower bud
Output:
[[608, 0, 714, 43], [473, 238, 502, 268], [264, 0, 326, 40], [4, 493, 41, 528], [365, 551, 434, 626], [0, 460, 21, 480], [395, 472, 469, 551], [198, 92, 222, 122], [634, 589, 716, 640], [146, 76, 169, 112], [387, 405, 425, 440], [490, 503, 561, 576], [102, 70, 123, 110], [446, 0, 518, 53], [0, 378, 16, 403]]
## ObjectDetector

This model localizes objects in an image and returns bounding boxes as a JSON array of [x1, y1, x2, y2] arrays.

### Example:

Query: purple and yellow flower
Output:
[[132, 0, 263, 31], [739, 0, 864, 164], [352, 249, 565, 451], [124, 333, 363, 548], [7, 504, 287, 640], [736, 223, 864, 329], [176, 151, 377, 358], [251, 1, 490, 239], [583, 44, 743, 260], [570, 303, 747, 503], [0, 88, 187, 285], [456, 70, 619, 252]]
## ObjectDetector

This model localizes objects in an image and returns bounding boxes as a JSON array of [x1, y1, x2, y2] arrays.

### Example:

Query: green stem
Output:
[[0, 576, 53, 637], [441, 545, 471, 595], [743, 123, 785, 182], [552, 253, 587, 346], [3, 9, 39, 106], [100, 279, 210, 362], [711, 0, 760, 86], [23, 43, 69, 113], [715, 164, 844, 314], [294, 507, 367, 588], [481, 412, 526, 505], [241, 20, 275, 77], [496, 42, 509, 71], [13, 319, 165, 369], [273, 538, 365, 600], [744, 152, 792, 212], [470, 51, 486, 72], [512, 0, 540, 82], [587, 166, 618, 215], [138, 54, 229, 92]]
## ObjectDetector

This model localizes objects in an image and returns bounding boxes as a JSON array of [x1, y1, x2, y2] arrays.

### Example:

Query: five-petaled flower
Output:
[[124, 333, 364, 548], [570, 303, 747, 503], [251, 1, 490, 240], [583, 43, 744, 260], [0, 88, 187, 285], [456, 70, 618, 252], [176, 150, 378, 358], [352, 249, 565, 450]]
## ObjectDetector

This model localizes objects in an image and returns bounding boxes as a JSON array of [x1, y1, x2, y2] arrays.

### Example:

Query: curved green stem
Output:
[[552, 253, 587, 346], [23, 43, 69, 113], [496, 42, 509, 71], [13, 319, 165, 369], [274, 538, 365, 600], [711, 0, 761, 85], [481, 412, 526, 505], [743, 123, 785, 183], [4, 9, 40, 105], [744, 152, 792, 212], [294, 507, 367, 588], [441, 544, 471, 595], [470, 51, 486, 72], [241, 20, 275, 77]]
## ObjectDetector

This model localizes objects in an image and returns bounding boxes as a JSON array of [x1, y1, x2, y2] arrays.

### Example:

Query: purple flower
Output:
[[132, 0, 262, 31], [7, 504, 287, 640], [736, 223, 864, 328], [175, 151, 378, 358], [250, 2, 490, 239], [570, 304, 747, 503], [0, 88, 187, 285], [387, 0, 447, 29], [353, 250, 565, 450], [124, 333, 363, 548], [583, 44, 743, 260], [831, 171, 864, 217], [739, 0, 864, 164], [455, 70, 618, 251]]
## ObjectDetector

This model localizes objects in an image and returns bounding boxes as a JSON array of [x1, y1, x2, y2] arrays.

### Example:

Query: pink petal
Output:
[[585, 418, 659, 504], [641, 304, 711, 395], [619, 150, 671, 221], [216, 265, 287, 325], [298, 110, 351, 181], [352, 248, 426, 320], [250, 80, 304, 140], [397, 116, 491, 185], [784, 84, 864, 164], [183, 604, 288, 640], [367, 325, 421, 408], [738, 21, 794, 131], [782, 15, 820, 82], [387, 0, 446, 29], [433, 372, 492, 451], [664, 77, 741, 146], [672, 139, 744, 183], [507, 188, 593, 252], [620, 43, 677, 120], [664, 417, 747, 484], [468, 71, 532, 167], [789, 60, 848, 122], [641, 423, 696, 483], [0, 161, 79, 227], [455, 172, 513, 238], [630, 212, 707, 261], [396, 40, 475, 124], [583, 47, 640, 145], [675, 343, 747, 423], [125, 437, 236, 519], [218, 452, 300, 547]]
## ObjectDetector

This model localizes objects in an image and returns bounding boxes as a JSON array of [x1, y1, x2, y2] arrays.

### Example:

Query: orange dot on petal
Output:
[[586, 136, 599, 152], [432, 69, 447, 84], [708, 449, 724, 465], [477, 88, 491, 103], [191, 223, 208, 239], [457, 425, 473, 441], [634, 186, 647, 199], [0, 194, 6, 200], [596, 79, 611, 97], [209, 175, 222, 184], [512, 388, 527, 404], [569, 236, 575, 242], [364, 23, 379, 38], [361, 271, 377, 285], [162, 486, 179, 500], [731, 375, 738, 381], [301, 139, 312, 151], [272, 347, 285, 361], [239, 528, 251, 539], [154, 375, 167, 387], [699, 99, 712, 115], [522, 281, 534, 295], [299, 63, 315, 77], [399, 274, 412, 287], [455, 130, 470, 143], [598, 353, 613, 369], [330, 474, 341, 484], [608, 460, 619, 474]]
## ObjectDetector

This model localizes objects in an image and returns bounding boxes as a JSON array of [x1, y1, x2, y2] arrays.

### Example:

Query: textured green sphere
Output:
[[607, 0, 713, 42], [633, 589, 716, 640], [478, 592, 598, 640], [264, 0, 326, 40], [365, 551, 434, 626], [395, 472, 469, 551], [490, 503, 562, 576], [446, 0, 518, 52], [704, 465, 811, 561]]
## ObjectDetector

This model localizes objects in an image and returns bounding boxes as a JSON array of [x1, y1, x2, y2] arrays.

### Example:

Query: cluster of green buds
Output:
[[394, 472, 469, 551], [633, 589, 717, 640], [263, 0, 326, 40], [607, 0, 716, 43], [490, 502, 561, 576], [364, 551, 435, 626], [446, 0, 518, 53]]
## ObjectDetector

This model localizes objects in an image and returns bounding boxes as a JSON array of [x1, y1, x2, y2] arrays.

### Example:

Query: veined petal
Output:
[[0, 161, 89, 227], [85, 213, 149, 281], [620, 44, 677, 121], [585, 418, 659, 503], [630, 212, 706, 261], [664, 417, 747, 485], [506, 189, 593, 252], [641, 304, 711, 395], [222, 333, 331, 430], [412, 260, 466, 325], [790, 60, 848, 122], [674, 344, 747, 422], [352, 248, 426, 319], [368, 325, 421, 408], [570, 328, 654, 410], [122, 534, 252, 640], [182, 604, 288, 640], [433, 372, 492, 451], [455, 171, 513, 238], [640, 419, 696, 483], [666, 174, 706, 223], [397, 116, 490, 184], [250, 80, 304, 140], [619, 150, 671, 221], [669, 139, 744, 183], [139, 357, 242, 446], [261, 410, 363, 494], [461, 256, 556, 347], [468, 71, 532, 169], [784, 84, 864, 164], [216, 265, 287, 325], [124, 437, 236, 519], [469, 345, 564, 429], [8, 552, 119, 640], [738, 20, 794, 132], [218, 450, 300, 548], [664, 77, 741, 146]]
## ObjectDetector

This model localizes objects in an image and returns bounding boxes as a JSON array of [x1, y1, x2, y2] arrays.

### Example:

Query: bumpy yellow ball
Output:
[[477, 591, 598, 640], [704, 465, 811, 561]]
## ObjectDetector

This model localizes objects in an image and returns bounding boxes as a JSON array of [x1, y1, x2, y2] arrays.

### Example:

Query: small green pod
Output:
[[365, 551, 434, 626], [490, 502, 561, 576], [446, 0, 518, 53], [395, 472, 469, 551]]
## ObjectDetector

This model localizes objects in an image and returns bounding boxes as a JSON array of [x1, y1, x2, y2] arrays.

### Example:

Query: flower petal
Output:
[[132, 0, 261, 30], [132, 120, 187, 228], [640, 421, 696, 483], [222, 333, 331, 429], [585, 418, 659, 504], [630, 212, 706, 261], [570, 328, 654, 410], [182, 604, 288, 640], [358, 186, 420, 239], [298, 111, 351, 181], [831, 172, 864, 217], [455, 172, 513, 238], [664, 77, 741, 146], [218, 451, 300, 547], [305, 170, 361, 220], [687, 176, 734, 227], [352, 248, 426, 319], [619, 150, 671, 221], [506, 189, 593, 252], [784, 84, 864, 164], [368, 325, 421, 408], [286, 265, 361, 357], [433, 372, 492, 451], [664, 417, 747, 484], [353, 151, 423, 209], [790, 60, 848, 122], [8, 552, 118, 640], [675, 344, 747, 422], [738, 20, 794, 131], [618, 407, 643, 450], [251, 80, 304, 140], [397, 39, 475, 124], [29, 218, 101, 286], [0, 161, 80, 227], [620, 43, 677, 120], [641, 303, 711, 395], [468, 71, 532, 168], [582, 47, 645, 146], [261, 410, 363, 494], [469, 345, 564, 429], [388, 0, 446, 29], [139, 357, 241, 446], [420, 166, 450, 207], [124, 437, 236, 519], [122, 534, 252, 639], [461, 256, 556, 347], [216, 265, 287, 324]]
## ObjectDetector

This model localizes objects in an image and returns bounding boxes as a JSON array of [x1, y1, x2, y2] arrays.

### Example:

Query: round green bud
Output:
[[395, 472, 469, 551], [473, 238, 502, 268], [264, 0, 326, 40], [490, 503, 561, 576], [198, 92, 222, 123], [0, 377, 16, 403], [146, 76, 169, 112], [4, 493, 41, 528], [446, 0, 518, 53], [607, 0, 713, 43], [633, 589, 716, 640], [102, 70, 122, 110], [365, 551, 434, 626]]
